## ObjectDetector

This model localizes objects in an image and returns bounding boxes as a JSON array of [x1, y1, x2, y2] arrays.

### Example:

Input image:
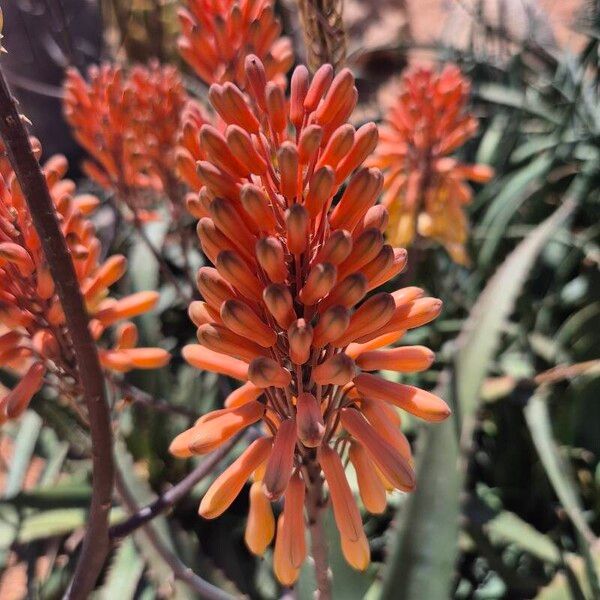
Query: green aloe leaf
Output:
[[99, 537, 145, 600], [380, 198, 578, 599], [17, 507, 125, 544], [457, 198, 577, 423], [464, 494, 562, 565], [379, 418, 460, 600], [525, 389, 600, 595], [4, 411, 42, 498], [477, 153, 553, 268]]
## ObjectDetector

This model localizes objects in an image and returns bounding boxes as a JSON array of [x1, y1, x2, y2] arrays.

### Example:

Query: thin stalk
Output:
[[0, 67, 114, 599], [110, 432, 242, 539]]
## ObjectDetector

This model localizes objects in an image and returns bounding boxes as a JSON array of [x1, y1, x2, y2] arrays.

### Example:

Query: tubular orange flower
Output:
[[0, 145, 169, 423], [370, 65, 494, 265], [170, 56, 450, 582], [64, 62, 188, 219], [178, 0, 293, 88]]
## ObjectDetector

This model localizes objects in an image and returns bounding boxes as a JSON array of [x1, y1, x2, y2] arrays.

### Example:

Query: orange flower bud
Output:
[[288, 319, 313, 365], [296, 392, 325, 447], [114, 322, 138, 350], [82, 255, 127, 300], [335, 122, 379, 184], [170, 401, 265, 457], [211, 82, 260, 133], [200, 124, 249, 178], [361, 245, 395, 284], [367, 297, 442, 341], [197, 323, 267, 363], [286, 204, 309, 254], [304, 64, 334, 112], [330, 168, 383, 232], [333, 292, 395, 347], [241, 185, 276, 233], [266, 82, 287, 135], [182, 344, 249, 380], [197, 160, 240, 200], [278, 142, 300, 201], [360, 398, 412, 463], [349, 442, 387, 514], [0, 362, 45, 421], [221, 299, 276, 347], [305, 166, 335, 218], [273, 515, 300, 586], [299, 263, 337, 305], [244, 54, 268, 111], [199, 436, 272, 519], [210, 197, 256, 258], [96, 291, 159, 325], [263, 283, 296, 328], [298, 124, 323, 164], [313, 305, 350, 347], [248, 357, 291, 388], [225, 125, 267, 175], [340, 408, 415, 491], [341, 532, 371, 571], [189, 301, 220, 327], [216, 250, 263, 300], [245, 481, 275, 556], [290, 64, 310, 129], [263, 417, 297, 500], [226, 126, 268, 176], [277, 472, 307, 571], [367, 247, 408, 290], [337, 228, 383, 280], [315, 69, 354, 124], [36, 266, 55, 300], [100, 350, 133, 372], [320, 273, 367, 312], [392, 286, 425, 307], [0, 243, 35, 276], [196, 217, 233, 264], [196, 267, 236, 309], [319, 444, 364, 542], [124, 347, 170, 369], [313, 353, 356, 386], [224, 381, 263, 408], [256, 237, 287, 283], [316, 124, 355, 171], [313, 229, 352, 265], [353, 373, 451, 421], [356, 205, 389, 235], [356, 345, 434, 372]]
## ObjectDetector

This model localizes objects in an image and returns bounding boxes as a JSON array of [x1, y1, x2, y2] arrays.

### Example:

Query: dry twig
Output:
[[297, 0, 347, 72]]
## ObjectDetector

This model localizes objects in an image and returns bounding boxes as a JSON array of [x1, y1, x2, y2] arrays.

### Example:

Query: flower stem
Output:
[[0, 67, 114, 599], [305, 459, 332, 600]]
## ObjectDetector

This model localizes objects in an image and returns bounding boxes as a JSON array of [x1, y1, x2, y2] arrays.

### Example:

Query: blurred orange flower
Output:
[[170, 56, 450, 581], [178, 0, 293, 88], [370, 65, 494, 265], [0, 145, 169, 424], [63, 62, 188, 220]]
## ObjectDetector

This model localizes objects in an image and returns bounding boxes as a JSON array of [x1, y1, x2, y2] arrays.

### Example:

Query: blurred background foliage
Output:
[[0, 0, 599, 598]]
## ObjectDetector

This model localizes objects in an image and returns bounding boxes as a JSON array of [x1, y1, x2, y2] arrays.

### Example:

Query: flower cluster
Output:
[[64, 62, 188, 220], [178, 0, 293, 88], [170, 56, 450, 583], [370, 65, 494, 265], [0, 146, 169, 424]]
